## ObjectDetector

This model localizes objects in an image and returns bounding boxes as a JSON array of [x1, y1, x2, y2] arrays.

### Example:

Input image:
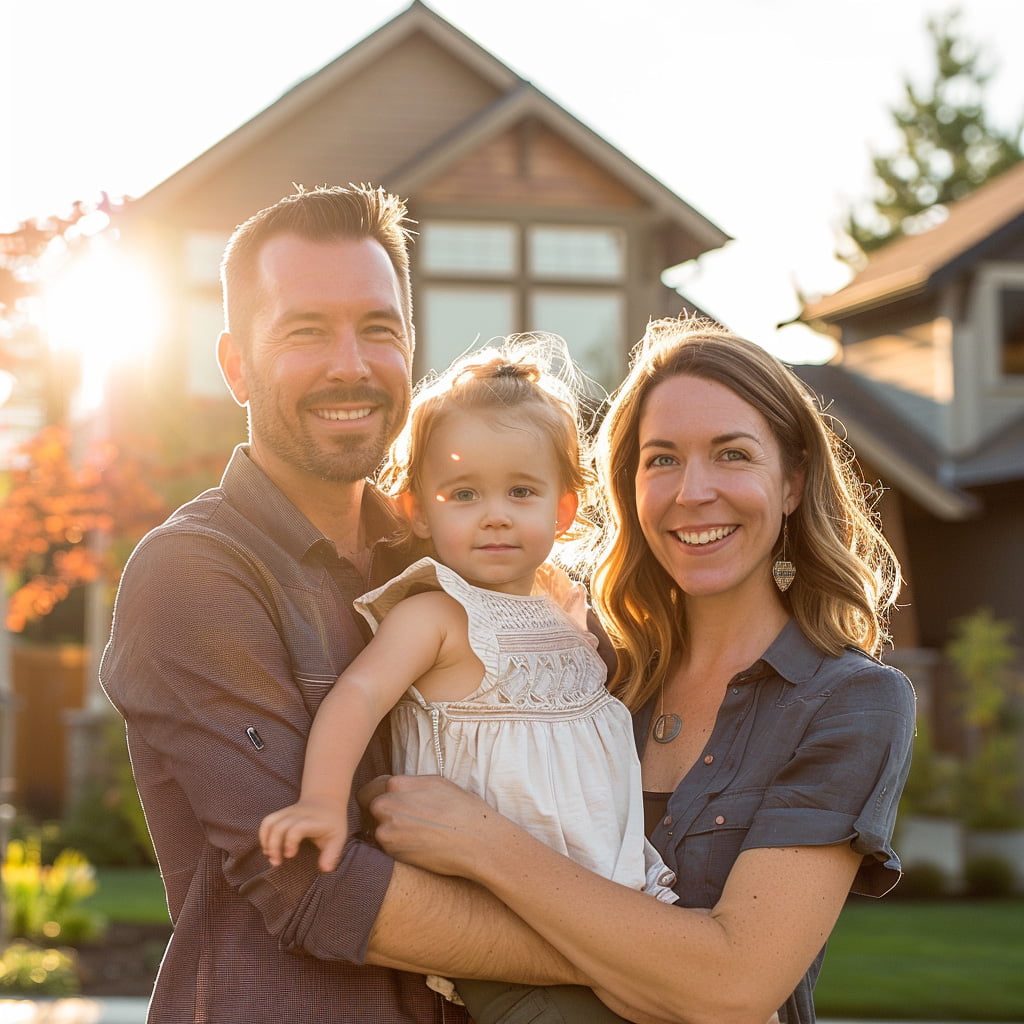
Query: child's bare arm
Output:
[[259, 592, 463, 871]]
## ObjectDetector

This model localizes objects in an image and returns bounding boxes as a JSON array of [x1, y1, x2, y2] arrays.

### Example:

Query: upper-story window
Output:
[[978, 263, 1024, 386], [998, 282, 1024, 376], [418, 220, 627, 393]]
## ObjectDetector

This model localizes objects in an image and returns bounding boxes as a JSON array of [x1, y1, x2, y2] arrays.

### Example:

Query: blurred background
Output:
[[1, 0, 1022, 1012]]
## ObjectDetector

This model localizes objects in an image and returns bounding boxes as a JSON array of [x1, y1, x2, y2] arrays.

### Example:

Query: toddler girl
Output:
[[260, 338, 677, 1023]]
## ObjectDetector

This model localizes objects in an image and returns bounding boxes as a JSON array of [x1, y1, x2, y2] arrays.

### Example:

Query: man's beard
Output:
[[249, 384, 406, 483]]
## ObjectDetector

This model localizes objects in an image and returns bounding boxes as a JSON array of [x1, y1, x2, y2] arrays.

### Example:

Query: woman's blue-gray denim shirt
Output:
[[635, 620, 916, 1024]]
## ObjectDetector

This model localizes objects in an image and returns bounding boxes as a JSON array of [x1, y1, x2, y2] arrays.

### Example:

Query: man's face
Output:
[[222, 235, 412, 487]]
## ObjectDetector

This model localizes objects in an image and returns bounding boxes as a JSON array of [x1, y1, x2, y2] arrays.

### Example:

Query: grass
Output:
[[85, 868, 170, 925], [82, 871, 1024, 1019], [815, 896, 1024, 1020]]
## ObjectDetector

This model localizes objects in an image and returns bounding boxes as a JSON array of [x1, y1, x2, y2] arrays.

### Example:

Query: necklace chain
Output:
[[652, 681, 682, 743]]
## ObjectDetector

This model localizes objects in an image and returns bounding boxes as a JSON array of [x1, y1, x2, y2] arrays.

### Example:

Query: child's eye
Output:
[[452, 489, 477, 502], [509, 486, 534, 498]]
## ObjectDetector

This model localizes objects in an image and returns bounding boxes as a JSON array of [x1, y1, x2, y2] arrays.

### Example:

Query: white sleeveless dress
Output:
[[354, 556, 677, 902]]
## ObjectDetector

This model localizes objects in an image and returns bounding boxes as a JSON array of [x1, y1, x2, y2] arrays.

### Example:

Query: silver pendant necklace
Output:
[[652, 682, 681, 743]]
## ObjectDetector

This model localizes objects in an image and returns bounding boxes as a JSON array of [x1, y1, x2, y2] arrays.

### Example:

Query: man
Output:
[[100, 185, 577, 1023]]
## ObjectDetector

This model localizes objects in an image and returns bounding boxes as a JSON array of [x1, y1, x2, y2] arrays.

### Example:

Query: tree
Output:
[[843, 9, 1023, 261], [0, 426, 169, 638]]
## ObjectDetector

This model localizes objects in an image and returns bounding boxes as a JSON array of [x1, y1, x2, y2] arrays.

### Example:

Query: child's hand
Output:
[[259, 799, 349, 872]]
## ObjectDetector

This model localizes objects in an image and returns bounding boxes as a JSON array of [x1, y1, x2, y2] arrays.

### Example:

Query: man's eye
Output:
[[365, 324, 401, 340], [722, 449, 749, 462]]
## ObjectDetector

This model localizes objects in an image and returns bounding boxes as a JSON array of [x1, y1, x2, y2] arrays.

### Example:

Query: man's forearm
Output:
[[366, 860, 587, 985]]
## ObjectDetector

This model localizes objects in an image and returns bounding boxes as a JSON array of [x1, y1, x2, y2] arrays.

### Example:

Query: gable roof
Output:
[[128, 1, 727, 262], [803, 160, 1024, 321], [793, 361, 1024, 520]]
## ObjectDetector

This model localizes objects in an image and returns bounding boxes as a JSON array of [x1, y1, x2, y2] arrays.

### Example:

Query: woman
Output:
[[364, 316, 916, 1024]]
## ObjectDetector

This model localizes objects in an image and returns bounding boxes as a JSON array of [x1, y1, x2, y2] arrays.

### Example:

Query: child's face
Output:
[[407, 408, 578, 595]]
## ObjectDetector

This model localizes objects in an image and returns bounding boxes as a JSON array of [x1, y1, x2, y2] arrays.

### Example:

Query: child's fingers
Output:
[[318, 834, 346, 873], [260, 811, 298, 865]]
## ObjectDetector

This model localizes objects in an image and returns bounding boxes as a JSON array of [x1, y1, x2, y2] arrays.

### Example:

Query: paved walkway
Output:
[[2, 1000, 1021, 1024]]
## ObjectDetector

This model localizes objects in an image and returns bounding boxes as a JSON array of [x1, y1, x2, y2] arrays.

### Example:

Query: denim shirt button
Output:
[[703, 754, 714, 765], [715, 815, 726, 825]]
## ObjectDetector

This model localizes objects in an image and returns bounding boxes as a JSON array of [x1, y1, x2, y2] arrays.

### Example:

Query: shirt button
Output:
[[663, 815, 673, 826], [715, 815, 726, 825], [703, 754, 714, 765]]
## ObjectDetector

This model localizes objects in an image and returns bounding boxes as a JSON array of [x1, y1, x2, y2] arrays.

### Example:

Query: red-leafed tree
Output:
[[0, 425, 170, 636]]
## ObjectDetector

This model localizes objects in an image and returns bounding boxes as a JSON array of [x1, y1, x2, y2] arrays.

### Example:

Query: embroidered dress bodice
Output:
[[354, 557, 677, 900]]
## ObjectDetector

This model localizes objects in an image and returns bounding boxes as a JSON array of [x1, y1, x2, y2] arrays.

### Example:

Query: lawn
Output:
[[84, 872, 1024, 1019], [87, 868, 170, 925], [815, 896, 1024, 1021]]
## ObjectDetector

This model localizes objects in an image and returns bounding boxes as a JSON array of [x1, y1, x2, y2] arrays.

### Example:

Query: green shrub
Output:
[[0, 941, 80, 996], [964, 854, 1016, 898], [2, 836, 107, 945], [891, 861, 948, 899], [56, 712, 155, 867]]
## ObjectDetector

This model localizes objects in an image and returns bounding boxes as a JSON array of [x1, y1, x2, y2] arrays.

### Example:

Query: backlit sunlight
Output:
[[41, 225, 164, 419]]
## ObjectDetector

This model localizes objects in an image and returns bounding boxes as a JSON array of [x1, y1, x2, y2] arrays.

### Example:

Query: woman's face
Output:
[[634, 374, 802, 605]]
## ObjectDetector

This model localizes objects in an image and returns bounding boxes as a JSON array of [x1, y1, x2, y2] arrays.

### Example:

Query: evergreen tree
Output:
[[843, 9, 1023, 261]]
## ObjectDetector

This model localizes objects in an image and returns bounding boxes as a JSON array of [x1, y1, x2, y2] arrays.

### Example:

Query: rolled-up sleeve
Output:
[[743, 662, 916, 896], [102, 526, 393, 961]]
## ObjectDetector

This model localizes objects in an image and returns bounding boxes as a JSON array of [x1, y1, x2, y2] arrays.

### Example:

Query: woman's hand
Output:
[[358, 773, 512, 881]]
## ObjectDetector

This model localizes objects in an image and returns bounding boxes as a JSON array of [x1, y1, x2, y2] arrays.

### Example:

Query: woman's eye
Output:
[[647, 454, 676, 468]]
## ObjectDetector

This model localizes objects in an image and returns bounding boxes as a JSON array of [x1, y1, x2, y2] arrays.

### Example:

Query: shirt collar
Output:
[[220, 444, 406, 563], [758, 619, 828, 685]]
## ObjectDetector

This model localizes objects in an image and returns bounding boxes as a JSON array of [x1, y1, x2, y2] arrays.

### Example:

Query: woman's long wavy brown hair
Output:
[[592, 316, 901, 712]]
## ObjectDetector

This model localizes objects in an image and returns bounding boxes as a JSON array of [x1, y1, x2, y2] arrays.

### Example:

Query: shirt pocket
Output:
[[682, 788, 766, 898]]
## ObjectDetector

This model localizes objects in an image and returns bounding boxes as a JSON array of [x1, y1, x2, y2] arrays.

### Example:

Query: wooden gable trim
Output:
[[126, 2, 521, 215], [389, 83, 727, 252], [414, 119, 643, 208]]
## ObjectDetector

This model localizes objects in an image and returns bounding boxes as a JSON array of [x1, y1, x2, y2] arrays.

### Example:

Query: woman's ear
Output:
[[554, 492, 579, 538], [399, 492, 432, 540], [783, 467, 806, 517]]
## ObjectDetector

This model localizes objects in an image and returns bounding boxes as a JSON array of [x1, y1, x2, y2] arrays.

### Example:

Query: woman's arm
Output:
[[367, 774, 861, 1024], [260, 594, 452, 871]]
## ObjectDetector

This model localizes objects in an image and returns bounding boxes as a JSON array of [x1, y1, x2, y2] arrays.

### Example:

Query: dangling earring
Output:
[[772, 515, 796, 593]]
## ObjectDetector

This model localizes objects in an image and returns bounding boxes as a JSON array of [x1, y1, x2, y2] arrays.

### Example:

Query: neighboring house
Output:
[[111, 0, 727, 460], [798, 159, 1024, 738]]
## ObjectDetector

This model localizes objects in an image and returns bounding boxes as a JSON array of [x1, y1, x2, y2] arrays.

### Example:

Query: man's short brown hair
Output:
[[220, 183, 415, 345]]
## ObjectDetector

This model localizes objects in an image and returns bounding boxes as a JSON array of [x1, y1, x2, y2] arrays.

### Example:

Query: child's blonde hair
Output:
[[378, 334, 601, 574]]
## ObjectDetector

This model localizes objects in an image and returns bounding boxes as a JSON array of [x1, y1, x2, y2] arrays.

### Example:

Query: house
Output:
[[797, 159, 1024, 748], [111, 0, 728, 462]]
